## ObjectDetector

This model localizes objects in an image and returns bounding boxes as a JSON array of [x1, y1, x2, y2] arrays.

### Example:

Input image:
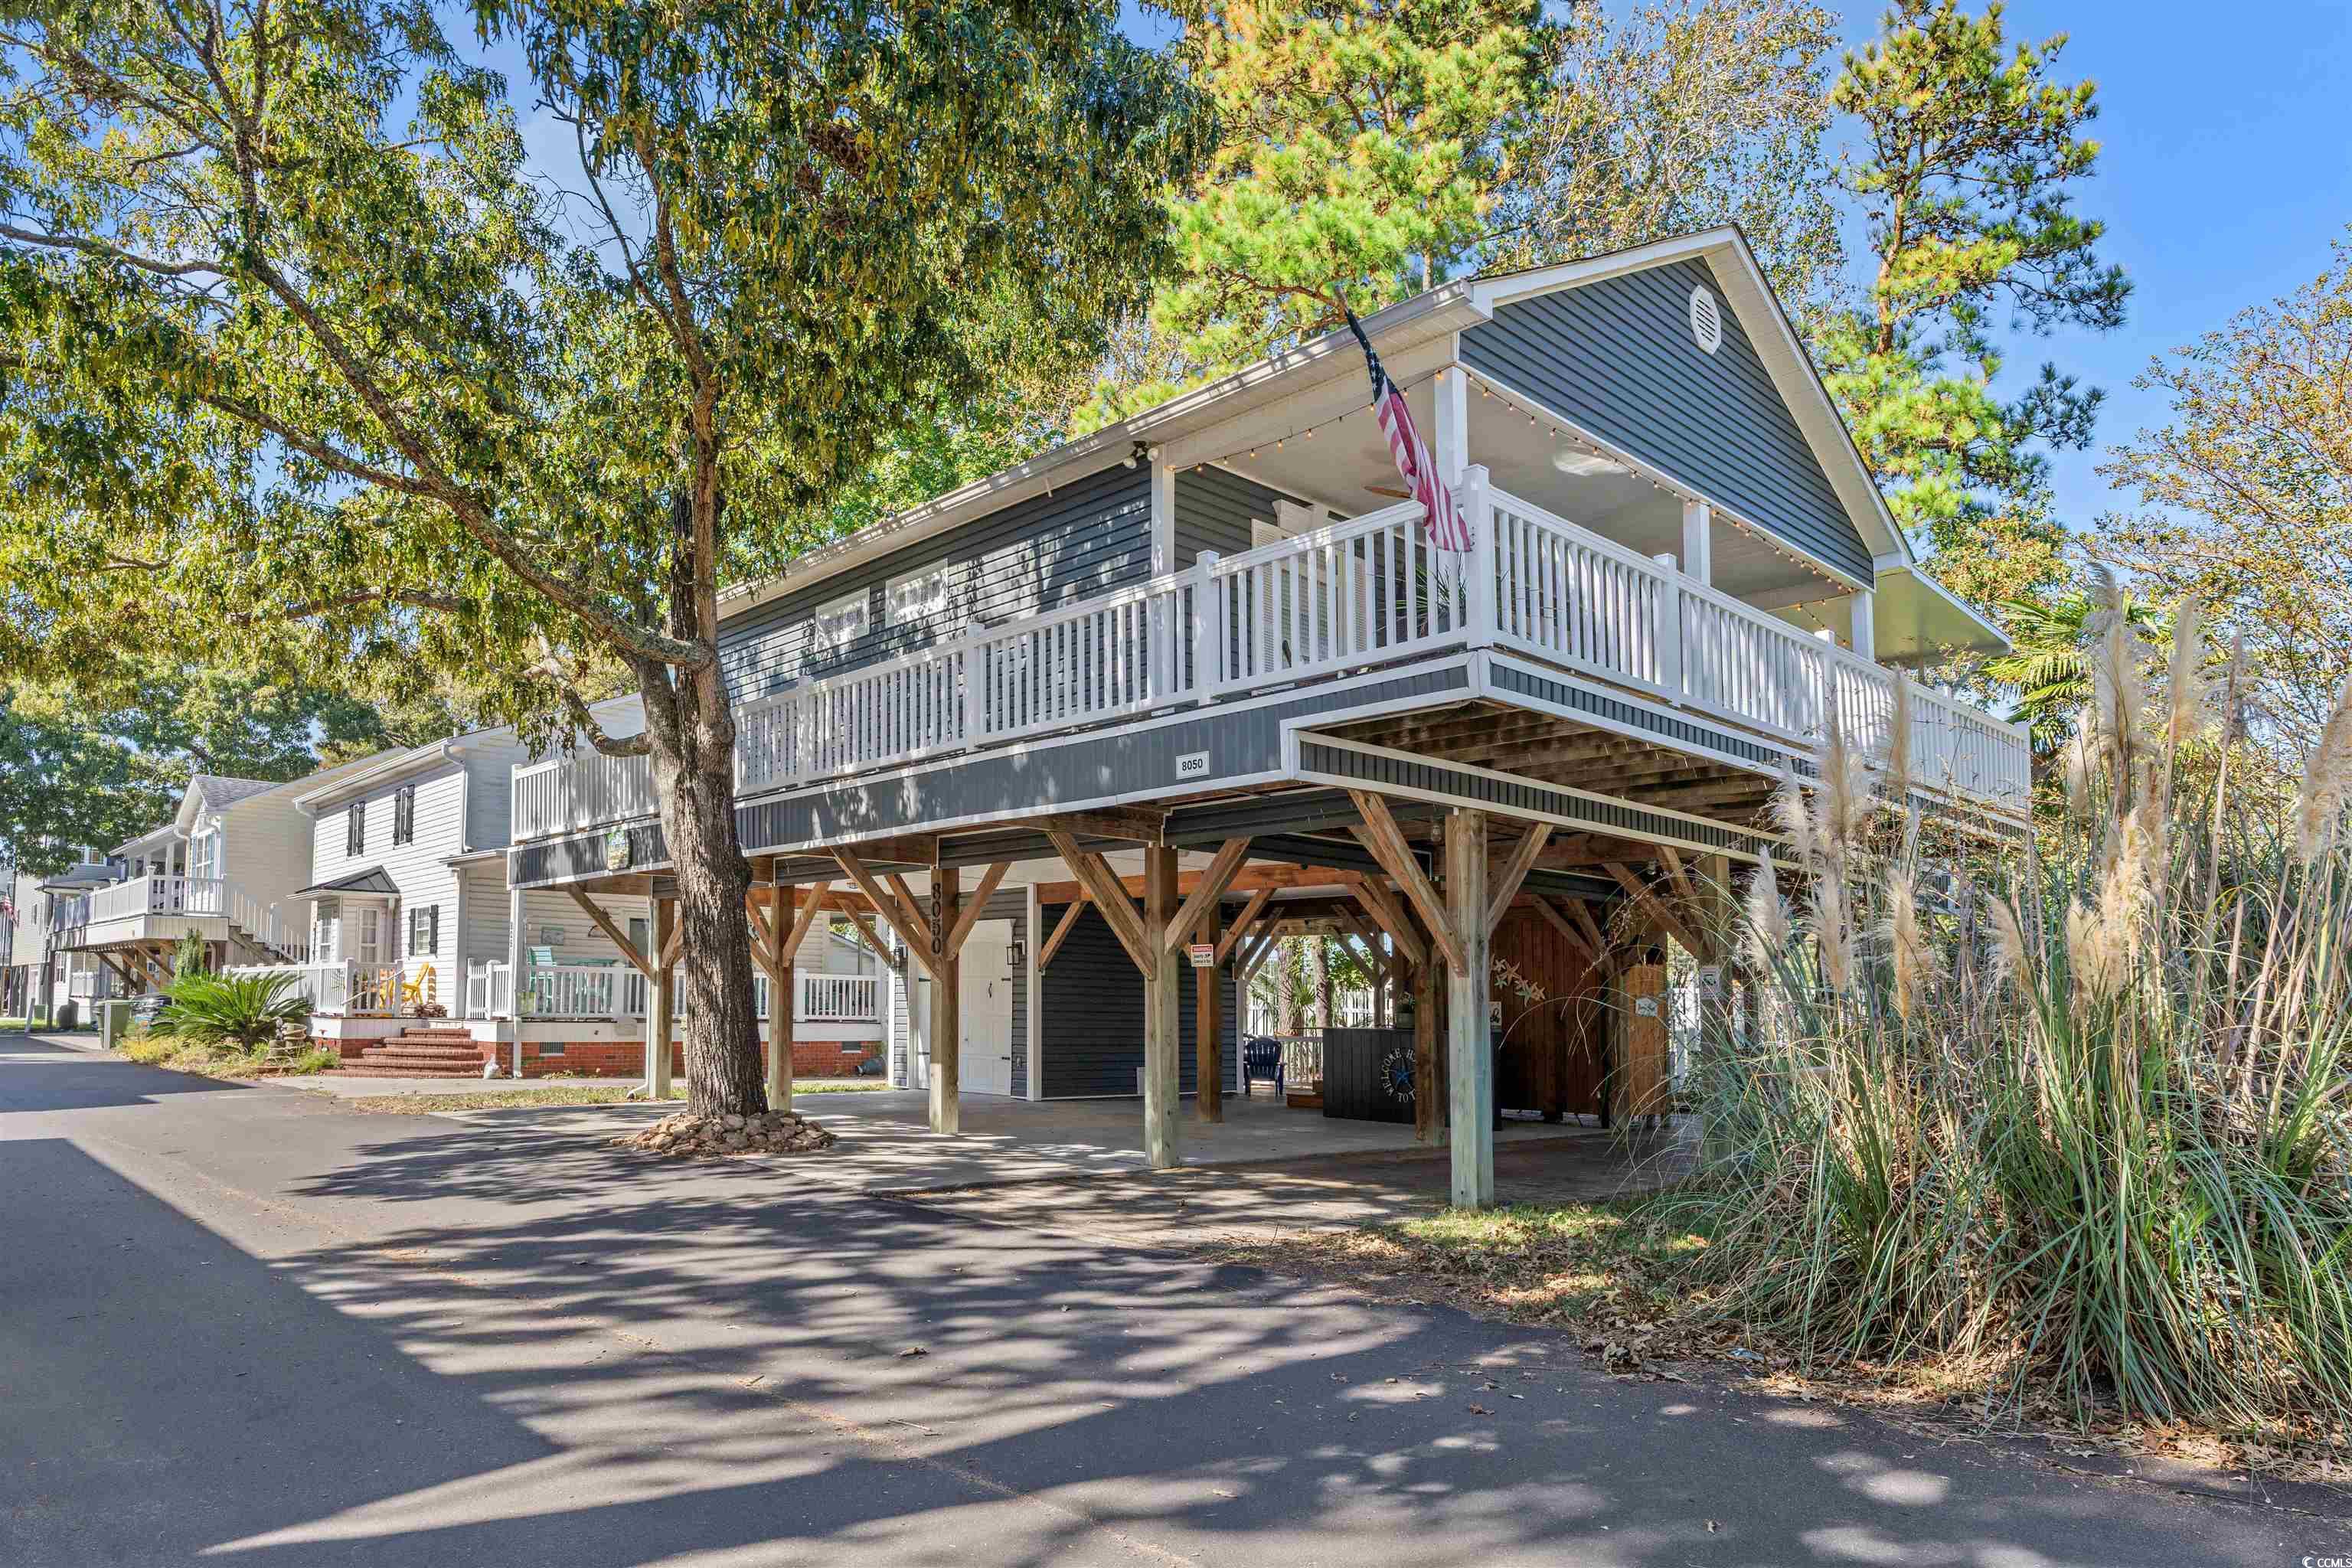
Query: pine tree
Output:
[[1083, 0, 1555, 423], [1816, 0, 2128, 614]]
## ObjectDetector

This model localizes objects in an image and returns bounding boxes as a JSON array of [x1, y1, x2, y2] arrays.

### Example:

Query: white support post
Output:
[[1433, 364, 1470, 485], [1850, 590, 1876, 662], [1654, 553, 1684, 701], [1681, 500, 1713, 586], [1149, 454, 1178, 706], [646, 897, 674, 1100], [1192, 550, 1220, 704], [1462, 462, 1494, 646], [961, 645, 983, 746], [505, 885, 526, 1076]]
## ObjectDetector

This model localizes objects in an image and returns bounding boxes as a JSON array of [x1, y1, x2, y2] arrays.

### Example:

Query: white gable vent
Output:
[[1688, 285, 1724, 355]]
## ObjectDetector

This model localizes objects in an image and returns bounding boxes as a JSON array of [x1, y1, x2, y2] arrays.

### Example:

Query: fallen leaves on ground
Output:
[[1207, 1200, 2351, 1491]]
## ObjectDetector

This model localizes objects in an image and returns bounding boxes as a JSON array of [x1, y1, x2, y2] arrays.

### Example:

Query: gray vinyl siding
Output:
[[718, 461, 1155, 705], [1037, 904, 1239, 1099], [1172, 466, 1298, 563], [1461, 258, 1873, 583], [889, 958, 913, 1089]]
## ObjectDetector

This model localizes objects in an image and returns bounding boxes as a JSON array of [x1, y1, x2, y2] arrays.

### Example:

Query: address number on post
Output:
[[1174, 750, 1211, 780]]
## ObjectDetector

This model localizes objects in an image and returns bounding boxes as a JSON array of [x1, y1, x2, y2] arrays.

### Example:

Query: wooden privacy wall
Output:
[[1488, 906, 1609, 1119]]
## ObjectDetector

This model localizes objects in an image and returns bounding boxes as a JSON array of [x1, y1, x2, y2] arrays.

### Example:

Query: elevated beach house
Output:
[[502, 230, 2027, 1205], [45, 775, 325, 1000]]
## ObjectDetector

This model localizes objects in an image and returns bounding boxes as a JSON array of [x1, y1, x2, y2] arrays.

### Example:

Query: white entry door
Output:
[[959, 920, 1015, 1096]]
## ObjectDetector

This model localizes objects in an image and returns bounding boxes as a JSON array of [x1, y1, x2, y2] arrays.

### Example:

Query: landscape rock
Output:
[[612, 1109, 839, 1160]]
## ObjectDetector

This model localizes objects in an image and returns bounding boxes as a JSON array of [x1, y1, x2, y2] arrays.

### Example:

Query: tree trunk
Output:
[[1309, 937, 1330, 1029], [639, 662, 765, 1118]]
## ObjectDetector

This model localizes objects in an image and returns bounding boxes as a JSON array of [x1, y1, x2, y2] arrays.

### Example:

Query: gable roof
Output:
[[1462, 228, 1913, 570], [719, 226, 1921, 625], [296, 866, 400, 898], [193, 774, 280, 811]]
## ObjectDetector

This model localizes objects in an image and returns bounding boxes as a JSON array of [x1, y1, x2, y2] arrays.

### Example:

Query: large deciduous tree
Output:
[[0, 0, 1207, 1116], [1816, 0, 2128, 613], [2099, 236, 2352, 756]]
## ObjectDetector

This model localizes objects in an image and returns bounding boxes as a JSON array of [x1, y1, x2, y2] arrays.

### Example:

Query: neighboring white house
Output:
[[4, 861, 103, 1018], [263, 701, 888, 1076], [45, 775, 332, 998]]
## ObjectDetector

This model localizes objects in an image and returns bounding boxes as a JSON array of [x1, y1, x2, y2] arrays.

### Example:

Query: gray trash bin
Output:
[[99, 999, 134, 1049]]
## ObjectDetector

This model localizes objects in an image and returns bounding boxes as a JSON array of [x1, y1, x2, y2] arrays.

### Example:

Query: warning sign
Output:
[[1187, 943, 1216, 969]]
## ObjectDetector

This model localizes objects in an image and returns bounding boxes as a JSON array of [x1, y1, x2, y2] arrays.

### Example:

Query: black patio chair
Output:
[[1240, 1036, 1284, 1096]]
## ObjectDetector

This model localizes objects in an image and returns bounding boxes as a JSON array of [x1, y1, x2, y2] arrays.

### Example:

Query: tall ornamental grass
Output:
[[1667, 580, 2352, 1438]]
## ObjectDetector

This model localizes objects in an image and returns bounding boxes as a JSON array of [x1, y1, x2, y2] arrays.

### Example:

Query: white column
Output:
[[1462, 462, 1494, 646], [645, 897, 674, 1099], [505, 884, 526, 1076], [1148, 453, 1176, 577], [1433, 364, 1470, 485], [1681, 500, 1713, 585], [1850, 590, 1877, 661]]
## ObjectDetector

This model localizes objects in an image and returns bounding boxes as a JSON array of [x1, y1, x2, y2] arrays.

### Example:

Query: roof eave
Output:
[[293, 741, 458, 815], [717, 284, 1484, 625]]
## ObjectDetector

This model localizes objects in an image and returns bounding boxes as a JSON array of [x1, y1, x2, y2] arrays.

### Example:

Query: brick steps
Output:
[[350, 1027, 490, 1078]]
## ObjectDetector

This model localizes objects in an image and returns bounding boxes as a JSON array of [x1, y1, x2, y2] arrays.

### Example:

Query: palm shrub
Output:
[[156, 972, 313, 1055], [172, 929, 210, 984], [1665, 580, 2352, 1440]]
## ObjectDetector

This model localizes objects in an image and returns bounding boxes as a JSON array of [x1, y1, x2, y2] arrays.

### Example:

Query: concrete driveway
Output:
[[1, 1032, 2336, 1566]]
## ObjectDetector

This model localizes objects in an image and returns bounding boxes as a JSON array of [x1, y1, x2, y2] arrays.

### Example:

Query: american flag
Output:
[[1344, 304, 1472, 554]]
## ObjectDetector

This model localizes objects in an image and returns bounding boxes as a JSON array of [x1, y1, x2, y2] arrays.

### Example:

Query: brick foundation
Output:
[[511, 1039, 877, 1078], [317, 1030, 877, 1079]]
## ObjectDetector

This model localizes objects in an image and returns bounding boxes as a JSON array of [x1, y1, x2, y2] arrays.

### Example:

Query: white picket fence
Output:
[[513, 475, 2032, 840]]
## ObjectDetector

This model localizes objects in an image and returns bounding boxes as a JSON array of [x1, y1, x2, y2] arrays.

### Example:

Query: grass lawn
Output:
[[343, 1078, 890, 1114]]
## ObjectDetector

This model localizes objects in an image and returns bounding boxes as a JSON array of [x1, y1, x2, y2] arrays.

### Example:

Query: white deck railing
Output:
[[512, 475, 2033, 841], [522, 962, 629, 1020], [224, 959, 398, 1017], [57, 875, 310, 962], [85, 874, 227, 925], [799, 972, 880, 1022]]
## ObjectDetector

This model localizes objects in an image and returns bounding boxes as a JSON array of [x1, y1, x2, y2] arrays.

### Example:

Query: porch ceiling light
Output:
[[1553, 449, 1629, 478]]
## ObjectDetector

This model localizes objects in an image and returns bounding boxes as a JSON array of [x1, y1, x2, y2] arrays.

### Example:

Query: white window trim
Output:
[[809, 589, 869, 654], [884, 564, 953, 628]]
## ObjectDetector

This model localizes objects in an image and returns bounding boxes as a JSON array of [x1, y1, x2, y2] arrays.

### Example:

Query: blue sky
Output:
[[1121, 0, 2352, 532], [1879, 1, 2352, 531]]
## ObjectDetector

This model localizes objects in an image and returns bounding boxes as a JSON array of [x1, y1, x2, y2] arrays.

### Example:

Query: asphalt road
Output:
[[1, 1034, 2339, 1566]]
